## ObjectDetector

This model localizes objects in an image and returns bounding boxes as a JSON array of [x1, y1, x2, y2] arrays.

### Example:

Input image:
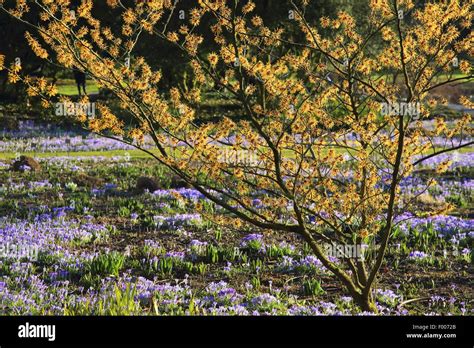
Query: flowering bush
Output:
[[1, 0, 472, 312]]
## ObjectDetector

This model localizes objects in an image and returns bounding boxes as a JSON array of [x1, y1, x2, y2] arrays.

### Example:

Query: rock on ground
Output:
[[73, 173, 105, 188], [136, 176, 159, 193], [11, 156, 41, 172]]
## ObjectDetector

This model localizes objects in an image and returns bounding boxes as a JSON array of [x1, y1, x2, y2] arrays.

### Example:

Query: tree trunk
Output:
[[353, 291, 377, 313]]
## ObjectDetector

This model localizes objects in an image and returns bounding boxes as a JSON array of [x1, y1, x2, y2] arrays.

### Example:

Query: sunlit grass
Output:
[[0, 145, 472, 161], [56, 79, 100, 95]]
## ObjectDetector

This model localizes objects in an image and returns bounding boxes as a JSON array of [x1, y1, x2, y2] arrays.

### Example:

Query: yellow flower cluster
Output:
[[25, 32, 48, 59]]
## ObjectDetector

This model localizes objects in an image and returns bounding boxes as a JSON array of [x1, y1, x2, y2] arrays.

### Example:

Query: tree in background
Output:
[[0, 0, 347, 98], [0, 0, 472, 311]]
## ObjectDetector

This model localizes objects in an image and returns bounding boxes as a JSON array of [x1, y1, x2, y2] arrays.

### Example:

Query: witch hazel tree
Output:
[[0, 0, 472, 311]]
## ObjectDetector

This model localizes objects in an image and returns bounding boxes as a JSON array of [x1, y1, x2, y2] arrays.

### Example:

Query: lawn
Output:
[[56, 79, 100, 96]]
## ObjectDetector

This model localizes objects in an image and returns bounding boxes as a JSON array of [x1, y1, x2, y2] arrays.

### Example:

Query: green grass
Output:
[[438, 73, 472, 81], [0, 145, 472, 161], [56, 79, 100, 95], [53, 72, 472, 97], [0, 149, 157, 160], [371, 72, 472, 82]]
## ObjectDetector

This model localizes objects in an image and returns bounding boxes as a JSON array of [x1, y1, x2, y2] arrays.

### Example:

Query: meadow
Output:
[[0, 121, 472, 316]]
